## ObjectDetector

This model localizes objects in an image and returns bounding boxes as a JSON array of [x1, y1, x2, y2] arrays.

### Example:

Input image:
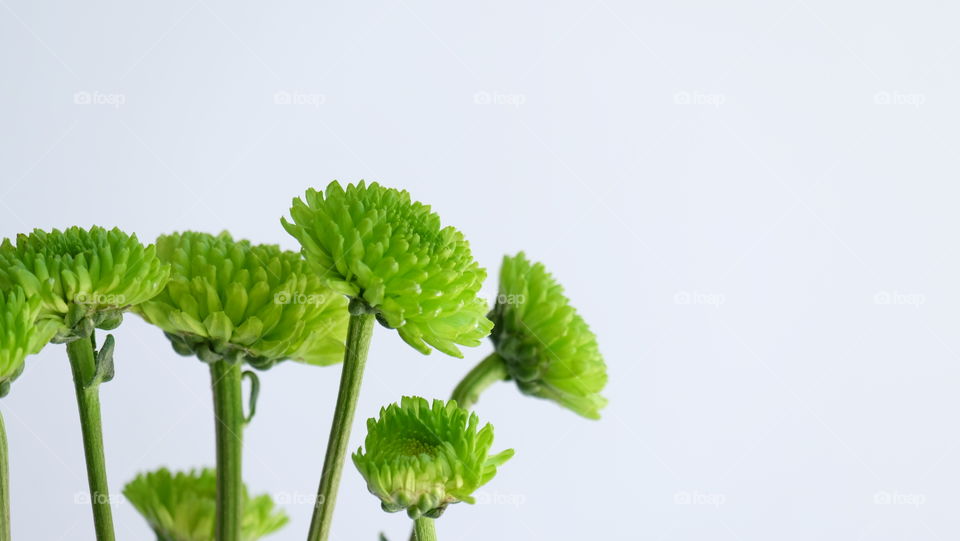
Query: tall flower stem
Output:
[[450, 352, 508, 410], [307, 309, 375, 541], [210, 360, 244, 541], [0, 410, 9, 541], [413, 517, 437, 541], [66, 336, 116, 541]]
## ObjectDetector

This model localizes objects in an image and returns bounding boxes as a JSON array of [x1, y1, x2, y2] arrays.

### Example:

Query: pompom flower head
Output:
[[136, 231, 348, 369], [123, 468, 288, 541], [282, 181, 492, 358], [489, 252, 608, 419], [0, 287, 57, 397], [0, 226, 170, 341], [352, 396, 513, 519]]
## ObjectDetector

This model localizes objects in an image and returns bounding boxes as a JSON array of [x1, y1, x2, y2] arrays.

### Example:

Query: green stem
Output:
[[413, 517, 437, 541], [66, 336, 115, 541], [210, 361, 244, 541], [0, 410, 9, 541], [450, 352, 508, 410], [307, 311, 375, 541]]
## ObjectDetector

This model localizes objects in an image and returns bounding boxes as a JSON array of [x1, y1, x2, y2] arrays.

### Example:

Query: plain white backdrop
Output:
[[2, 1, 959, 539]]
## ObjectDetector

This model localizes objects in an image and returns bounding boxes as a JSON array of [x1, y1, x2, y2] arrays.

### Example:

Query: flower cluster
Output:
[[136, 232, 348, 369], [123, 468, 288, 541], [489, 253, 608, 419], [0, 226, 170, 340], [0, 287, 57, 397], [352, 396, 513, 519], [283, 181, 492, 357]]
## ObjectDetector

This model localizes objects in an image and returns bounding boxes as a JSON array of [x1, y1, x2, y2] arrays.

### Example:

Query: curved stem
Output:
[[413, 517, 437, 541], [0, 409, 10, 541], [307, 312, 375, 541], [66, 336, 115, 541], [211, 361, 244, 541], [450, 352, 508, 410]]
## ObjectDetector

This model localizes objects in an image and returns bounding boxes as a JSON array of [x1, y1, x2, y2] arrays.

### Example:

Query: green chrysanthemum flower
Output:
[[136, 232, 348, 369], [0, 226, 170, 341], [123, 468, 288, 541], [282, 181, 492, 358], [489, 252, 608, 419], [352, 396, 513, 519], [0, 287, 57, 396]]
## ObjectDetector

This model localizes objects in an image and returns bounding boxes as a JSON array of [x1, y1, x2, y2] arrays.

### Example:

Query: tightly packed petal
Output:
[[489, 253, 608, 419], [0, 287, 57, 396], [0, 226, 170, 340], [123, 468, 288, 541], [136, 231, 348, 369], [352, 396, 513, 519], [282, 181, 492, 357]]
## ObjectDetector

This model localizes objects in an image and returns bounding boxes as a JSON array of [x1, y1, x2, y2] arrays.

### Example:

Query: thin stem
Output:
[[413, 517, 437, 541], [450, 352, 508, 410], [0, 410, 9, 541], [307, 311, 375, 541], [210, 361, 244, 541], [66, 336, 116, 541]]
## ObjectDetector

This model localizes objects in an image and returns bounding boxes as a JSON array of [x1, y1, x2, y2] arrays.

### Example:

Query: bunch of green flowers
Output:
[[123, 468, 288, 541], [488, 252, 608, 419], [282, 181, 492, 358], [136, 231, 348, 369], [353, 396, 513, 519], [0, 226, 170, 341]]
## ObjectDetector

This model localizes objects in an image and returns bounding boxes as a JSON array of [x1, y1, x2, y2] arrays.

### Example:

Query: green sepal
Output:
[[86, 334, 116, 388]]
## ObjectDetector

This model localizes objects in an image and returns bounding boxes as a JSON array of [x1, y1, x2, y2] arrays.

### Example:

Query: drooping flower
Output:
[[123, 468, 288, 541], [135, 231, 348, 369], [489, 252, 608, 419], [0, 226, 170, 341], [352, 396, 513, 519], [282, 181, 492, 358], [0, 287, 57, 397]]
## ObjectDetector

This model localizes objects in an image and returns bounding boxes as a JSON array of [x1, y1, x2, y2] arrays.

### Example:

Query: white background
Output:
[[2, 1, 959, 540]]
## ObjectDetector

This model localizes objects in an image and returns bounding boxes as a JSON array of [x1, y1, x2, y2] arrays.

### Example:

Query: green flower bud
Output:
[[282, 181, 492, 358], [136, 232, 348, 368], [0, 287, 57, 396], [352, 396, 513, 519], [123, 467, 288, 541], [489, 253, 608, 419], [0, 226, 170, 341]]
